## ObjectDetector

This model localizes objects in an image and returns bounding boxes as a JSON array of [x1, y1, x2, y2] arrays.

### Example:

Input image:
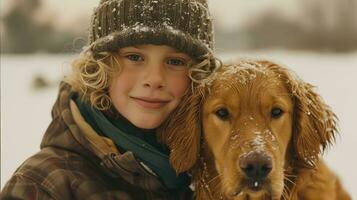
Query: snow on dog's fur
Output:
[[158, 60, 351, 200]]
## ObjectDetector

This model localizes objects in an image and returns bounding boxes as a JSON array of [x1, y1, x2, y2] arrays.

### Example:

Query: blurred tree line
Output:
[[1, 0, 85, 53], [1, 0, 357, 53], [216, 0, 357, 52]]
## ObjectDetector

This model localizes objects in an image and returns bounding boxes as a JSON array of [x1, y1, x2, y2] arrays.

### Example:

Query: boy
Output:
[[1, 0, 216, 199]]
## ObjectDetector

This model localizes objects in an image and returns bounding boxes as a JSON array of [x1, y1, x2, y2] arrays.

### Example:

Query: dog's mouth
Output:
[[228, 179, 276, 200]]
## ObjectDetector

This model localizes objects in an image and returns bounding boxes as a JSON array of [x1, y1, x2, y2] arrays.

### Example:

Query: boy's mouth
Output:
[[131, 97, 170, 109]]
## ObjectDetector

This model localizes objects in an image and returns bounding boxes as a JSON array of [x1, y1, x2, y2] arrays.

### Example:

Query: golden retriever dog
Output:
[[158, 60, 351, 200]]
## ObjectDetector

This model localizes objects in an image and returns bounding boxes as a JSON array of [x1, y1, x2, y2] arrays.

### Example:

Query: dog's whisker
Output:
[[279, 181, 292, 200], [281, 188, 289, 200], [284, 175, 296, 187], [280, 175, 297, 200], [271, 181, 288, 200], [206, 173, 222, 185], [283, 172, 295, 178], [283, 172, 297, 178]]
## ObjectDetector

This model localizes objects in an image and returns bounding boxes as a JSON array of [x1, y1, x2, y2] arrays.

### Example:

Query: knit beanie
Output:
[[88, 0, 214, 59]]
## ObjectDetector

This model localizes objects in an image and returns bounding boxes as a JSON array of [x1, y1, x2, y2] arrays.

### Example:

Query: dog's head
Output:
[[158, 60, 337, 199]]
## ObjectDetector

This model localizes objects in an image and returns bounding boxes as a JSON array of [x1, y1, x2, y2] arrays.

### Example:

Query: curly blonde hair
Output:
[[65, 50, 219, 111]]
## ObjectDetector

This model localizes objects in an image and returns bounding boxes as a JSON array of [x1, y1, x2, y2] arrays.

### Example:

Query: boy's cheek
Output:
[[168, 75, 190, 97]]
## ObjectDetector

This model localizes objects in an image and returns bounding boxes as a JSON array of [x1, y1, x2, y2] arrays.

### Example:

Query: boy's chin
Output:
[[129, 117, 164, 130], [116, 108, 169, 130]]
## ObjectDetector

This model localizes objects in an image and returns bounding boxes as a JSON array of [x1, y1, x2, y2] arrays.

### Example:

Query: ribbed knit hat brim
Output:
[[89, 0, 214, 59]]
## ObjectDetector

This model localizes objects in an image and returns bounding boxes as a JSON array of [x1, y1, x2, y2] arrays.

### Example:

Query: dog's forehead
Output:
[[203, 62, 292, 104], [209, 62, 273, 88]]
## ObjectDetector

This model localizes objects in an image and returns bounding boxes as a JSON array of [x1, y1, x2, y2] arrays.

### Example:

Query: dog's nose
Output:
[[239, 152, 272, 180]]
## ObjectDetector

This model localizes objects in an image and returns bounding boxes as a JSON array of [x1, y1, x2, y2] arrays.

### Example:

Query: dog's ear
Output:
[[157, 88, 204, 173], [280, 69, 338, 168], [262, 61, 338, 169], [292, 80, 337, 168]]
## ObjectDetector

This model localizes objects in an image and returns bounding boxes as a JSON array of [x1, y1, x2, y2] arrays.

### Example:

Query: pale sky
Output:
[[1, 0, 300, 31]]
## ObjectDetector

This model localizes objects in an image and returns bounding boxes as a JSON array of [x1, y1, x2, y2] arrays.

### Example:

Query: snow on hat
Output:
[[88, 0, 214, 59]]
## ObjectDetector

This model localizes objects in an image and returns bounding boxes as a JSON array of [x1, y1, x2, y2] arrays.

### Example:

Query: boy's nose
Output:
[[142, 65, 165, 89]]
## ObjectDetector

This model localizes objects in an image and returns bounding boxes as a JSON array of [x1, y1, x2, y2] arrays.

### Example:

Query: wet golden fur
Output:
[[158, 60, 351, 200]]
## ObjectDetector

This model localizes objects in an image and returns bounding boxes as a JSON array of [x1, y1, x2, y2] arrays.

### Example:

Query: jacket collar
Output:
[[73, 96, 190, 189]]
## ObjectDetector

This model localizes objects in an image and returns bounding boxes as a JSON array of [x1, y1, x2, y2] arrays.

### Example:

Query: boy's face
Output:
[[109, 44, 192, 129]]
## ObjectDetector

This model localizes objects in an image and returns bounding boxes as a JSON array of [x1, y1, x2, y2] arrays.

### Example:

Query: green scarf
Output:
[[73, 94, 190, 190]]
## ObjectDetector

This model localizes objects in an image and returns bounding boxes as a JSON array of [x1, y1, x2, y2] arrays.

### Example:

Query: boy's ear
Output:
[[290, 76, 338, 168], [157, 88, 204, 173]]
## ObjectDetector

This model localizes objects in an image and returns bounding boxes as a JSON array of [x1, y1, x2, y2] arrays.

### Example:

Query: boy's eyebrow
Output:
[[170, 53, 191, 60], [120, 45, 191, 59], [118, 46, 141, 53], [132, 45, 141, 49], [121, 45, 141, 50], [169, 50, 192, 58], [170, 50, 185, 54]]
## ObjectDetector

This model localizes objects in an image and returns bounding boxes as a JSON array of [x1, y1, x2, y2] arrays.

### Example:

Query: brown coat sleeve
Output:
[[1, 174, 57, 200]]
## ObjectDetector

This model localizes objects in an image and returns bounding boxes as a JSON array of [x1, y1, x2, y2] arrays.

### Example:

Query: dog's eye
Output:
[[271, 107, 283, 118], [215, 107, 230, 120]]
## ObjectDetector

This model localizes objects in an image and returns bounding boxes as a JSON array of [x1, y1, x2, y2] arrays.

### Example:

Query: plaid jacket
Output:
[[1, 83, 192, 200]]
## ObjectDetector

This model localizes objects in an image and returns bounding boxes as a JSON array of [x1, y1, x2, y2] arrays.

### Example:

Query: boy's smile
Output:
[[109, 44, 192, 129], [130, 96, 170, 109]]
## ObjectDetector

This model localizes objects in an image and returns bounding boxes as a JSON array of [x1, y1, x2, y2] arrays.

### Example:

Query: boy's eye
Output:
[[167, 58, 185, 66], [167, 58, 189, 70], [125, 54, 144, 62]]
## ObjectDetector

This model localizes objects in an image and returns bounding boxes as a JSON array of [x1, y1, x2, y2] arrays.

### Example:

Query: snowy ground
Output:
[[1, 52, 356, 198]]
